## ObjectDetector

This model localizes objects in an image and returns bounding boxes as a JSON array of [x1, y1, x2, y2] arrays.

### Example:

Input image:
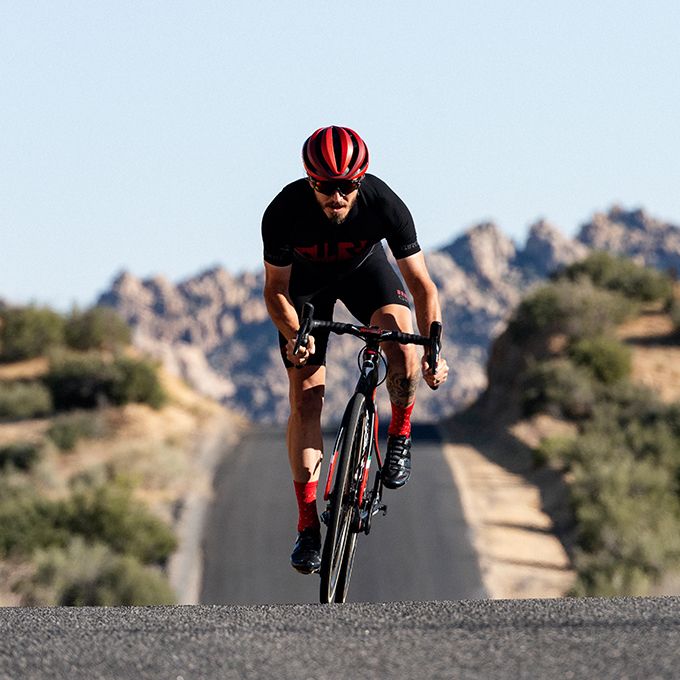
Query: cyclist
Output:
[[262, 126, 449, 574]]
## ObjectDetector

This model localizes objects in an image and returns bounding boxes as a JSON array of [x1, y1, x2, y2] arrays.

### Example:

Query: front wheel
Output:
[[320, 393, 370, 603]]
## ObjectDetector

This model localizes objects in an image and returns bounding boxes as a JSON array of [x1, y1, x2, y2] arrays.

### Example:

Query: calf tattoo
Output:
[[386, 372, 417, 407]]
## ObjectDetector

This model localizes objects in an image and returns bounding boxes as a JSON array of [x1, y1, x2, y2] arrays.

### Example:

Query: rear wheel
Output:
[[320, 393, 369, 603]]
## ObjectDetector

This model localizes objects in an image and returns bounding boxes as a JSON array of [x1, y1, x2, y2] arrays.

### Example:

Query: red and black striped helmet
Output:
[[302, 126, 369, 182]]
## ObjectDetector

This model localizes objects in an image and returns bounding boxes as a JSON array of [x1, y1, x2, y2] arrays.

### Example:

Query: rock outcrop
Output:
[[97, 207, 680, 423]]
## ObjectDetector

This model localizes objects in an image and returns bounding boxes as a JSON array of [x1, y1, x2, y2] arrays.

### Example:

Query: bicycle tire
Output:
[[320, 393, 367, 603], [333, 405, 372, 602]]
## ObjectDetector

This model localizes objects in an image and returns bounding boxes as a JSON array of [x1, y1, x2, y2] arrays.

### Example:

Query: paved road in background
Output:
[[2, 598, 680, 679], [201, 424, 485, 605]]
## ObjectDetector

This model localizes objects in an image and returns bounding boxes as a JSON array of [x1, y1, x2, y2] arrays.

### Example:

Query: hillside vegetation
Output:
[[0, 305, 234, 606], [482, 252, 680, 596]]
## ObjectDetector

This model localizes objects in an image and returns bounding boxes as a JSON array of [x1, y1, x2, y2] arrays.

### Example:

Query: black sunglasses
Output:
[[308, 178, 362, 196]]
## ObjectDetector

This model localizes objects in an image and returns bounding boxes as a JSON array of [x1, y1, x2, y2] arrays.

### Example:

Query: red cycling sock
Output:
[[388, 401, 415, 437], [294, 480, 320, 532]]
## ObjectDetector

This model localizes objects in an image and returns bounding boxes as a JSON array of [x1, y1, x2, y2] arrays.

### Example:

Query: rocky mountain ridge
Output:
[[98, 207, 680, 423]]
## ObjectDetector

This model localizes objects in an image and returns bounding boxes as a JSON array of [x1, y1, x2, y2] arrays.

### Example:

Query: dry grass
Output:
[[617, 310, 680, 403], [0, 357, 49, 381]]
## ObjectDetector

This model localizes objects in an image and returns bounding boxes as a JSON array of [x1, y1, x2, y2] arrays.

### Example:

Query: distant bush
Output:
[[0, 307, 65, 362], [43, 353, 121, 410], [0, 477, 176, 565], [570, 452, 680, 596], [558, 252, 673, 303], [46, 412, 102, 451], [533, 435, 576, 470], [521, 359, 597, 420], [44, 353, 166, 411], [508, 279, 634, 345], [20, 538, 175, 606], [596, 381, 665, 426], [0, 381, 53, 420], [110, 357, 166, 409], [64, 307, 131, 352], [56, 480, 177, 565], [568, 336, 632, 385], [0, 480, 69, 557], [0, 442, 42, 471]]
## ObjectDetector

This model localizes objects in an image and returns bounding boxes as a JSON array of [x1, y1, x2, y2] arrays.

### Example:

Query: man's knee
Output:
[[289, 384, 325, 419], [383, 341, 419, 373]]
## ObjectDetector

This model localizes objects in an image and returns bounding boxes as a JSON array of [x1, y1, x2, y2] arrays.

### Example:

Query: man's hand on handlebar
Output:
[[286, 334, 316, 366], [421, 354, 449, 390]]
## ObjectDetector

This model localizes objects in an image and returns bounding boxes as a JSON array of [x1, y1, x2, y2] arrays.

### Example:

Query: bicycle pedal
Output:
[[379, 504, 387, 515]]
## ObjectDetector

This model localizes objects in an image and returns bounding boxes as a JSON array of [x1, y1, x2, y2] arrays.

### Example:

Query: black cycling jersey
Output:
[[261, 173, 421, 273]]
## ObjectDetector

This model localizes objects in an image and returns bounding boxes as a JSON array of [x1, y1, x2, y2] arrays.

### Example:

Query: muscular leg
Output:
[[370, 304, 419, 489], [370, 304, 420, 407], [287, 364, 325, 572], [286, 364, 325, 482]]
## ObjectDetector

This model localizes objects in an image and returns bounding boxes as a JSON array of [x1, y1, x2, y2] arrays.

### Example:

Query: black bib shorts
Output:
[[278, 245, 411, 368]]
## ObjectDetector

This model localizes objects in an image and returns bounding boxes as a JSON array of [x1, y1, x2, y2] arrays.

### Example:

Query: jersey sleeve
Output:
[[374, 177, 421, 260], [261, 194, 293, 267]]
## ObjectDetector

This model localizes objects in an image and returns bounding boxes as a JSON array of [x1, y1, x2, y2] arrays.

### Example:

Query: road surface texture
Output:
[[1, 598, 680, 679], [201, 424, 485, 604]]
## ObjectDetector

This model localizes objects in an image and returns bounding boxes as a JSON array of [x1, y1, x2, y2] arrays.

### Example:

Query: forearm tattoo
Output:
[[386, 372, 417, 407]]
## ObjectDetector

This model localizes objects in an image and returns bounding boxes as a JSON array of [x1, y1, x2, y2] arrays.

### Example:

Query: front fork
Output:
[[321, 348, 388, 534]]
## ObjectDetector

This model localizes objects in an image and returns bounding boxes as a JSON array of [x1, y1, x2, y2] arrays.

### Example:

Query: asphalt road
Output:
[[201, 423, 485, 604], [2, 598, 680, 679]]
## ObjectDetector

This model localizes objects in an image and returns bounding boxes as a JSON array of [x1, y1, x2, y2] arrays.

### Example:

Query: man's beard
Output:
[[327, 212, 347, 225], [324, 197, 355, 224]]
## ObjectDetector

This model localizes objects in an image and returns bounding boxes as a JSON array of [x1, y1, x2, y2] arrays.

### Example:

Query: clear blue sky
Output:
[[2, 1, 679, 309]]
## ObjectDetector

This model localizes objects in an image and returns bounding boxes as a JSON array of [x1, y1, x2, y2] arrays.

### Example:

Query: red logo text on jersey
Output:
[[294, 240, 369, 262]]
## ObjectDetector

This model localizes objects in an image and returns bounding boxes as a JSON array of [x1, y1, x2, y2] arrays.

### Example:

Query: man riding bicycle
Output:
[[262, 126, 449, 574]]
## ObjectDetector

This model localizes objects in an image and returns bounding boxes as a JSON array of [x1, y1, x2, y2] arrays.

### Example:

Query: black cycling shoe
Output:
[[382, 435, 412, 489], [290, 527, 322, 574]]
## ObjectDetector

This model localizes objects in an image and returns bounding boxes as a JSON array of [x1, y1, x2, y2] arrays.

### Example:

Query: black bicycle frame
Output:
[[330, 338, 388, 534]]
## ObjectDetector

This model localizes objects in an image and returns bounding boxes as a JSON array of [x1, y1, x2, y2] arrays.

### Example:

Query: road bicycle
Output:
[[293, 302, 441, 603]]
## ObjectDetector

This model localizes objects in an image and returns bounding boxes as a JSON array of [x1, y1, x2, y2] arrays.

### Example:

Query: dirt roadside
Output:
[[167, 415, 246, 604], [439, 415, 576, 599]]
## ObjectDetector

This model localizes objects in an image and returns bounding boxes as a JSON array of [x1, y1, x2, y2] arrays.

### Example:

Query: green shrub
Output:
[[597, 381, 663, 423], [558, 252, 673, 303], [57, 480, 177, 565], [570, 453, 680, 596], [46, 412, 103, 451], [44, 353, 166, 411], [0, 477, 176, 565], [508, 279, 634, 345], [0, 381, 53, 420], [111, 357, 166, 409], [0, 307, 65, 362], [0, 442, 42, 471], [533, 435, 576, 469], [0, 480, 70, 557], [521, 359, 597, 420], [44, 352, 121, 410], [568, 336, 632, 384], [20, 538, 175, 606], [64, 307, 131, 352]]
